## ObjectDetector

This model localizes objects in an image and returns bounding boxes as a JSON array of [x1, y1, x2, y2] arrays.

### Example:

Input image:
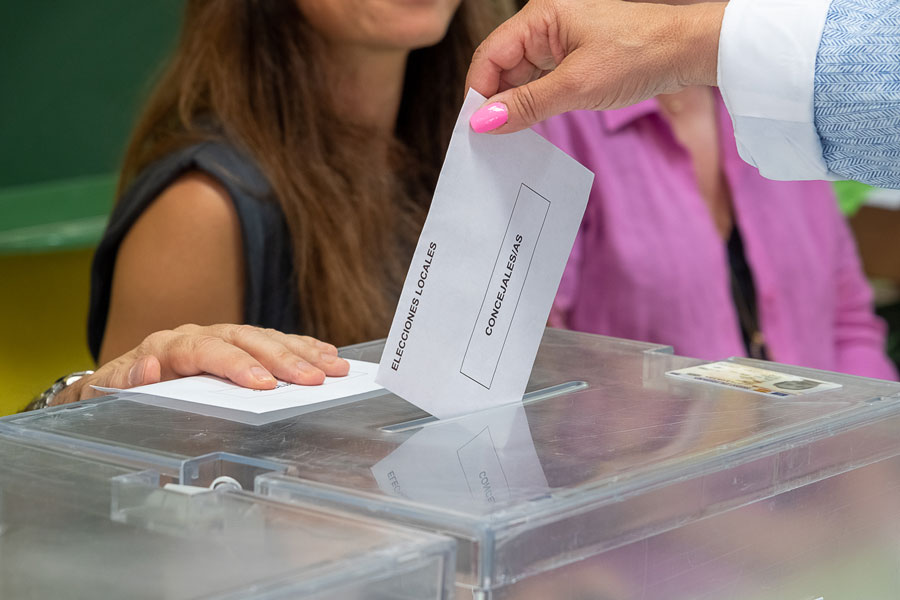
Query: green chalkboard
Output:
[[0, 1, 182, 252]]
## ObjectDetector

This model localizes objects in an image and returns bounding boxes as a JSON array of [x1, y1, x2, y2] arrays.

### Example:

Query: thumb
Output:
[[79, 355, 163, 401], [470, 66, 580, 134], [127, 355, 162, 387]]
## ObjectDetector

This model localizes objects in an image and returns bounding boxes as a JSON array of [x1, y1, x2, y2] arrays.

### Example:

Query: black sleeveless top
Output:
[[88, 142, 300, 361]]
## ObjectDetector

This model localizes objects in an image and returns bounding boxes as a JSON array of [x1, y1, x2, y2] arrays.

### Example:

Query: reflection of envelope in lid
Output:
[[370, 403, 549, 512]]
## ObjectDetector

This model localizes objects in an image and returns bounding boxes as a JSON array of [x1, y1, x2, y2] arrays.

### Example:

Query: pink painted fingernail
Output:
[[470, 102, 508, 133]]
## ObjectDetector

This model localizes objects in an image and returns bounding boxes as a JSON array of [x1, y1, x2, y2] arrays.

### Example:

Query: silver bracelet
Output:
[[24, 371, 95, 412]]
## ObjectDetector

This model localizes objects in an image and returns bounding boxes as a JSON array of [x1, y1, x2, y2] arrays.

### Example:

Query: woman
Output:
[[534, 84, 897, 380], [44, 1, 509, 404]]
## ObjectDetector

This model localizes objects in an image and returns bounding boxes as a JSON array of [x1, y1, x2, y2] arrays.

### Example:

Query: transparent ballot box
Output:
[[4, 329, 900, 598], [0, 434, 455, 599]]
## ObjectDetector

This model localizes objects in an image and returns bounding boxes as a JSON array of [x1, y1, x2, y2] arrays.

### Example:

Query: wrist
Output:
[[670, 2, 725, 88], [23, 370, 94, 411]]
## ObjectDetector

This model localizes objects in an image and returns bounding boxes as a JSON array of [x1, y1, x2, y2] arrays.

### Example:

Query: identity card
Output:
[[666, 361, 842, 397]]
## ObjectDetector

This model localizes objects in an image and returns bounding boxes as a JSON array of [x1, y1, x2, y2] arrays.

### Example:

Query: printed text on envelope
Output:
[[461, 184, 550, 388]]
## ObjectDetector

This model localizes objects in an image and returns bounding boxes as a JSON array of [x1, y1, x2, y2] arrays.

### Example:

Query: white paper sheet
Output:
[[94, 359, 382, 415], [376, 90, 594, 419]]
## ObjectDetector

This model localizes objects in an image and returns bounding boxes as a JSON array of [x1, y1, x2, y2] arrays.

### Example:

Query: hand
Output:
[[465, 0, 725, 133], [51, 324, 350, 405]]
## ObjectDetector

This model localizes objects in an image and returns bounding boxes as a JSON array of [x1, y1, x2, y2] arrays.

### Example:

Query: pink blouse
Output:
[[534, 94, 897, 381]]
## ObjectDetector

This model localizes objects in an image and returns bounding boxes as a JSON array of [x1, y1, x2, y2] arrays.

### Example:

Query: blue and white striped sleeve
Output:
[[719, 0, 900, 188], [718, 0, 835, 182], [815, 0, 900, 188]]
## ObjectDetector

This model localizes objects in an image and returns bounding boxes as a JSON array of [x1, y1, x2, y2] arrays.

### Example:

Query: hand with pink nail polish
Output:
[[49, 323, 349, 406], [466, 0, 724, 134], [470, 102, 509, 133]]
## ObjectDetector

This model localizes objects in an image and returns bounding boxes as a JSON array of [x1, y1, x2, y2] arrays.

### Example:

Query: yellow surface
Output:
[[0, 249, 95, 415]]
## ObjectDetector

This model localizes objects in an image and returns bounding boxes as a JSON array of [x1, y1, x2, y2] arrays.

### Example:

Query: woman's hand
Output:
[[51, 324, 350, 406], [465, 0, 725, 133]]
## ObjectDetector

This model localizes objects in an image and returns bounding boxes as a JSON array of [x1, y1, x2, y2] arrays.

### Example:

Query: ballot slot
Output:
[[379, 380, 588, 433], [460, 183, 550, 389]]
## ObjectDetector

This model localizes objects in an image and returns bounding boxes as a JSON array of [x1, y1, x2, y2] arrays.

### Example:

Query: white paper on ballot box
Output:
[[92, 360, 386, 425], [376, 90, 594, 419]]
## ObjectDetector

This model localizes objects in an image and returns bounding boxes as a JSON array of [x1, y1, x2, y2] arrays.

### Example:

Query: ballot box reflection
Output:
[[0, 434, 455, 599], [370, 403, 549, 512], [4, 329, 900, 599]]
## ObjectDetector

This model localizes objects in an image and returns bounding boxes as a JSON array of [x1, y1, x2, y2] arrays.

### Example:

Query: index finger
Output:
[[141, 330, 278, 389], [465, 15, 529, 98]]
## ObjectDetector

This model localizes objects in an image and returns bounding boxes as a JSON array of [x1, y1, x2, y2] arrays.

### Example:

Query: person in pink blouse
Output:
[[534, 86, 897, 381]]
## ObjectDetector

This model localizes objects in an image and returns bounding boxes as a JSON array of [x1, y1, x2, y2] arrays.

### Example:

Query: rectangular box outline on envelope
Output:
[[460, 183, 550, 389]]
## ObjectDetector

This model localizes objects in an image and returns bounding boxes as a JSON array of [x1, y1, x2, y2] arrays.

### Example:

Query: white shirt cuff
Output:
[[718, 0, 836, 181]]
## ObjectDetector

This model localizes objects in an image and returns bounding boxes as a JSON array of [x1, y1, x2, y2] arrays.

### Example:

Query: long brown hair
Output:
[[119, 0, 510, 345]]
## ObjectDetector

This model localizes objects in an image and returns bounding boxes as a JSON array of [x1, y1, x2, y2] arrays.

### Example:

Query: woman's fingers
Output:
[[466, 0, 724, 133], [191, 325, 324, 384], [150, 328, 289, 387], [108, 329, 278, 391], [258, 329, 351, 378], [185, 324, 350, 383], [465, 5, 534, 100], [466, 1, 591, 133], [473, 65, 584, 134], [498, 58, 545, 93], [52, 325, 350, 409]]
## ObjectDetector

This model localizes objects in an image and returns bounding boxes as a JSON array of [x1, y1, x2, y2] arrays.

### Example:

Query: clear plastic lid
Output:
[[5, 329, 900, 591], [0, 434, 454, 599]]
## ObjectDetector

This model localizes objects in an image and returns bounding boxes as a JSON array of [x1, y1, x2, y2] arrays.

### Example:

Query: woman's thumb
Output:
[[470, 68, 577, 134]]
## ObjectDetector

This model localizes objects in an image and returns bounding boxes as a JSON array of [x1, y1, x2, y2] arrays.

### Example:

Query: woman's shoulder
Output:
[[132, 170, 241, 242], [103, 139, 294, 272], [88, 140, 299, 361], [113, 141, 279, 231]]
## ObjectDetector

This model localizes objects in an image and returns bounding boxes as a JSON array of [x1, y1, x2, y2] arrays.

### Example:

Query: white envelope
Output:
[[376, 90, 594, 419]]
